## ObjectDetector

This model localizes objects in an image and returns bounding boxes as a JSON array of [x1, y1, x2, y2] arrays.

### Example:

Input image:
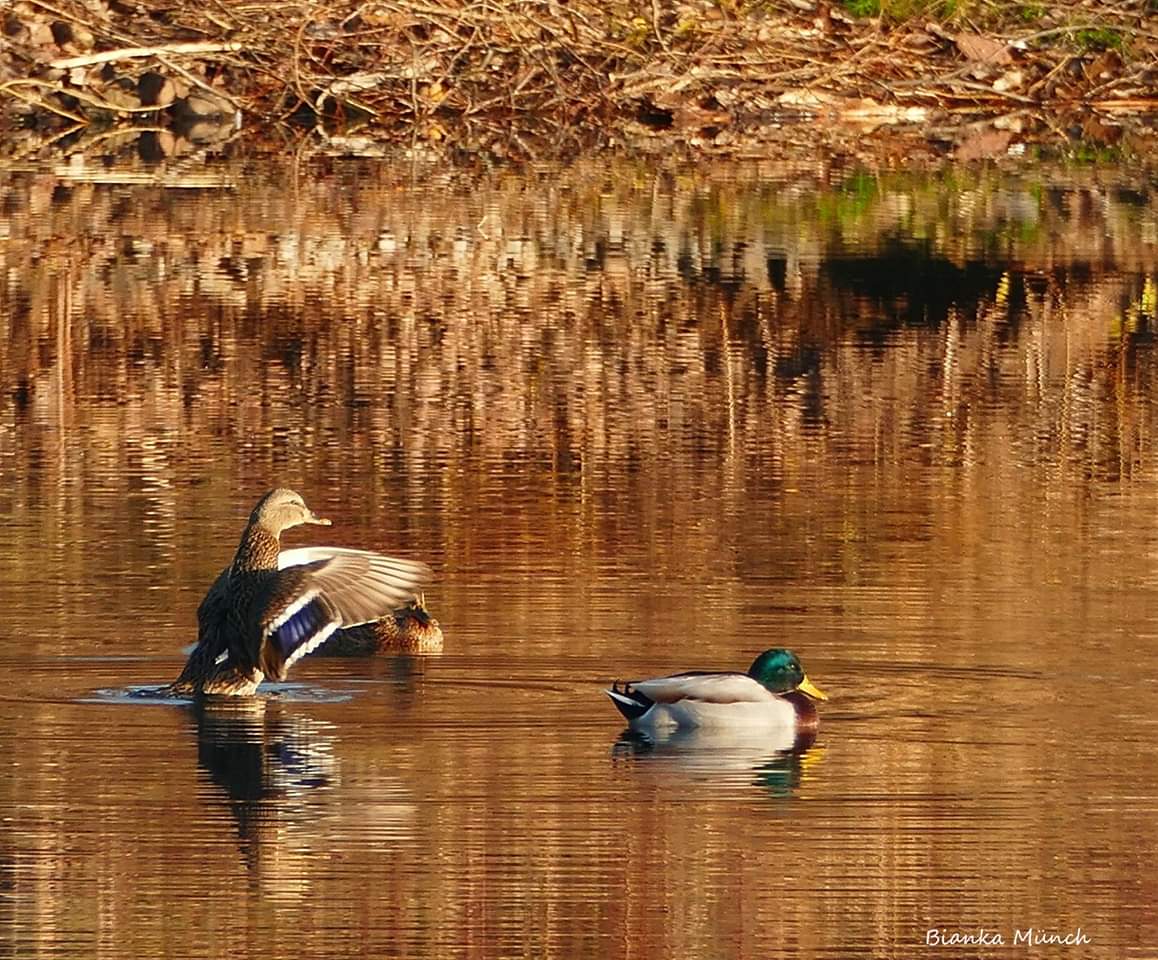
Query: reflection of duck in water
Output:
[[191, 695, 419, 885], [194, 697, 338, 806], [607, 648, 828, 733], [168, 489, 434, 696], [191, 697, 339, 884], [612, 726, 824, 797]]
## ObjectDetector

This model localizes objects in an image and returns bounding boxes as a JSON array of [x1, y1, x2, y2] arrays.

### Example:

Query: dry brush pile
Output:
[[1, 0, 1156, 158]]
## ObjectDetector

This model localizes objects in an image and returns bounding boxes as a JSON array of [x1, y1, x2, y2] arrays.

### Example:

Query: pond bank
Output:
[[2, 0, 1156, 164]]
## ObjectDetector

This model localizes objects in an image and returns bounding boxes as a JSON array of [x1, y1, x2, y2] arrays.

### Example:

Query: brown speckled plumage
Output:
[[318, 597, 444, 655], [169, 489, 433, 696]]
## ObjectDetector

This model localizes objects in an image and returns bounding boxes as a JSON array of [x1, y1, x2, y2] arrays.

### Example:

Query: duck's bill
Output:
[[797, 675, 828, 701], [309, 513, 332, 526]]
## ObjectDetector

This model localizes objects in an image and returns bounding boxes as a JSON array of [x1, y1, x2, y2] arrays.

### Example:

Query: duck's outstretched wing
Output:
[[257, 548, 433, 678], [278, 546, 430, 587], [626, 671, 773, 705]]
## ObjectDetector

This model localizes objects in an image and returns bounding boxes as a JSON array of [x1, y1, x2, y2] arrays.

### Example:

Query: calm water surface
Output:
[[1, 156, 1156, 958]]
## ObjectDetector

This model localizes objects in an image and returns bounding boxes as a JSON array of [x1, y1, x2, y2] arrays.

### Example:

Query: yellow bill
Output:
[[797, 675, 828, 701]]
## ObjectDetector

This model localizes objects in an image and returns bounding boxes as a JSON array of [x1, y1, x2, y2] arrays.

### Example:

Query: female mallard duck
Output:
[[169, 488, 432, 696], [607, 649, 827, 732], [311, 594, 443, 654]]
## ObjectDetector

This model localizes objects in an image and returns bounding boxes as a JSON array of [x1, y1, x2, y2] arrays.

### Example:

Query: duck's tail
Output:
[[400, 594, 437, 627], [606, 681, 654, 722]]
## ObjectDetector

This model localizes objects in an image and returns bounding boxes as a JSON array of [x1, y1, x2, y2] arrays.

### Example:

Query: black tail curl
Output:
[[607, 680, 654, 722]]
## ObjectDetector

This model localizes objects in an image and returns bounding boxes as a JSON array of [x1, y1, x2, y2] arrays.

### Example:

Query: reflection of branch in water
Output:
[[189, 698, 339, 891], [611, 725, 823, 799]]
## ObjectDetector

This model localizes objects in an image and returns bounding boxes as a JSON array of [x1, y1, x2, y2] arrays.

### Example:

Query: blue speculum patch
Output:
[[273, 599, 330, 655]]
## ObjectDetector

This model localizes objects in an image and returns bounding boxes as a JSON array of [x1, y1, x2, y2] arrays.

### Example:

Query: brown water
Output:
[[1, 156, 1156, 959]]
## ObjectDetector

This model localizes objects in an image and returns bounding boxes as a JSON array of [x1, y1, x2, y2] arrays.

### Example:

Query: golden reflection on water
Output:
[[0, 158, 1156, 958]]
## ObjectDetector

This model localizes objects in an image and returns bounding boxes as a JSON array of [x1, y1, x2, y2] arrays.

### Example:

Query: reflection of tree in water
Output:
[[4, 165, 1157, 608], [190, 699, 339, 891]]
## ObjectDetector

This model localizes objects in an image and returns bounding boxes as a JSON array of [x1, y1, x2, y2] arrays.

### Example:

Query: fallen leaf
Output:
[[777, 89, 840, 110], [323, 71, 391, 98], [954, 127, 1013, 161], [993, 114, 1024, 132], [1086, 50, 1123, 81], [993, 69, 1023, 93], [777, 91, 927, 130], [956, 32, 1012, 65], [28, 19, 56, 48], [840, 98, 929, 129]]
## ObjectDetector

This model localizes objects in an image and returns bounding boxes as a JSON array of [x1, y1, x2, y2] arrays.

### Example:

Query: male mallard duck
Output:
[[312, 594, 444, 655], [169, 488, 432, 696], [606, 648, 827, 731]]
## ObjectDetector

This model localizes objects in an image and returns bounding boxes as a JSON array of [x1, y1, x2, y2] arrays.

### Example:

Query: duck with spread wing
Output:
[[169, 489, 433, 696]]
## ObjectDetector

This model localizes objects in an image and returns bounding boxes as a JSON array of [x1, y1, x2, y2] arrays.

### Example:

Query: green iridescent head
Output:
[[747, 649, 828, 701]]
